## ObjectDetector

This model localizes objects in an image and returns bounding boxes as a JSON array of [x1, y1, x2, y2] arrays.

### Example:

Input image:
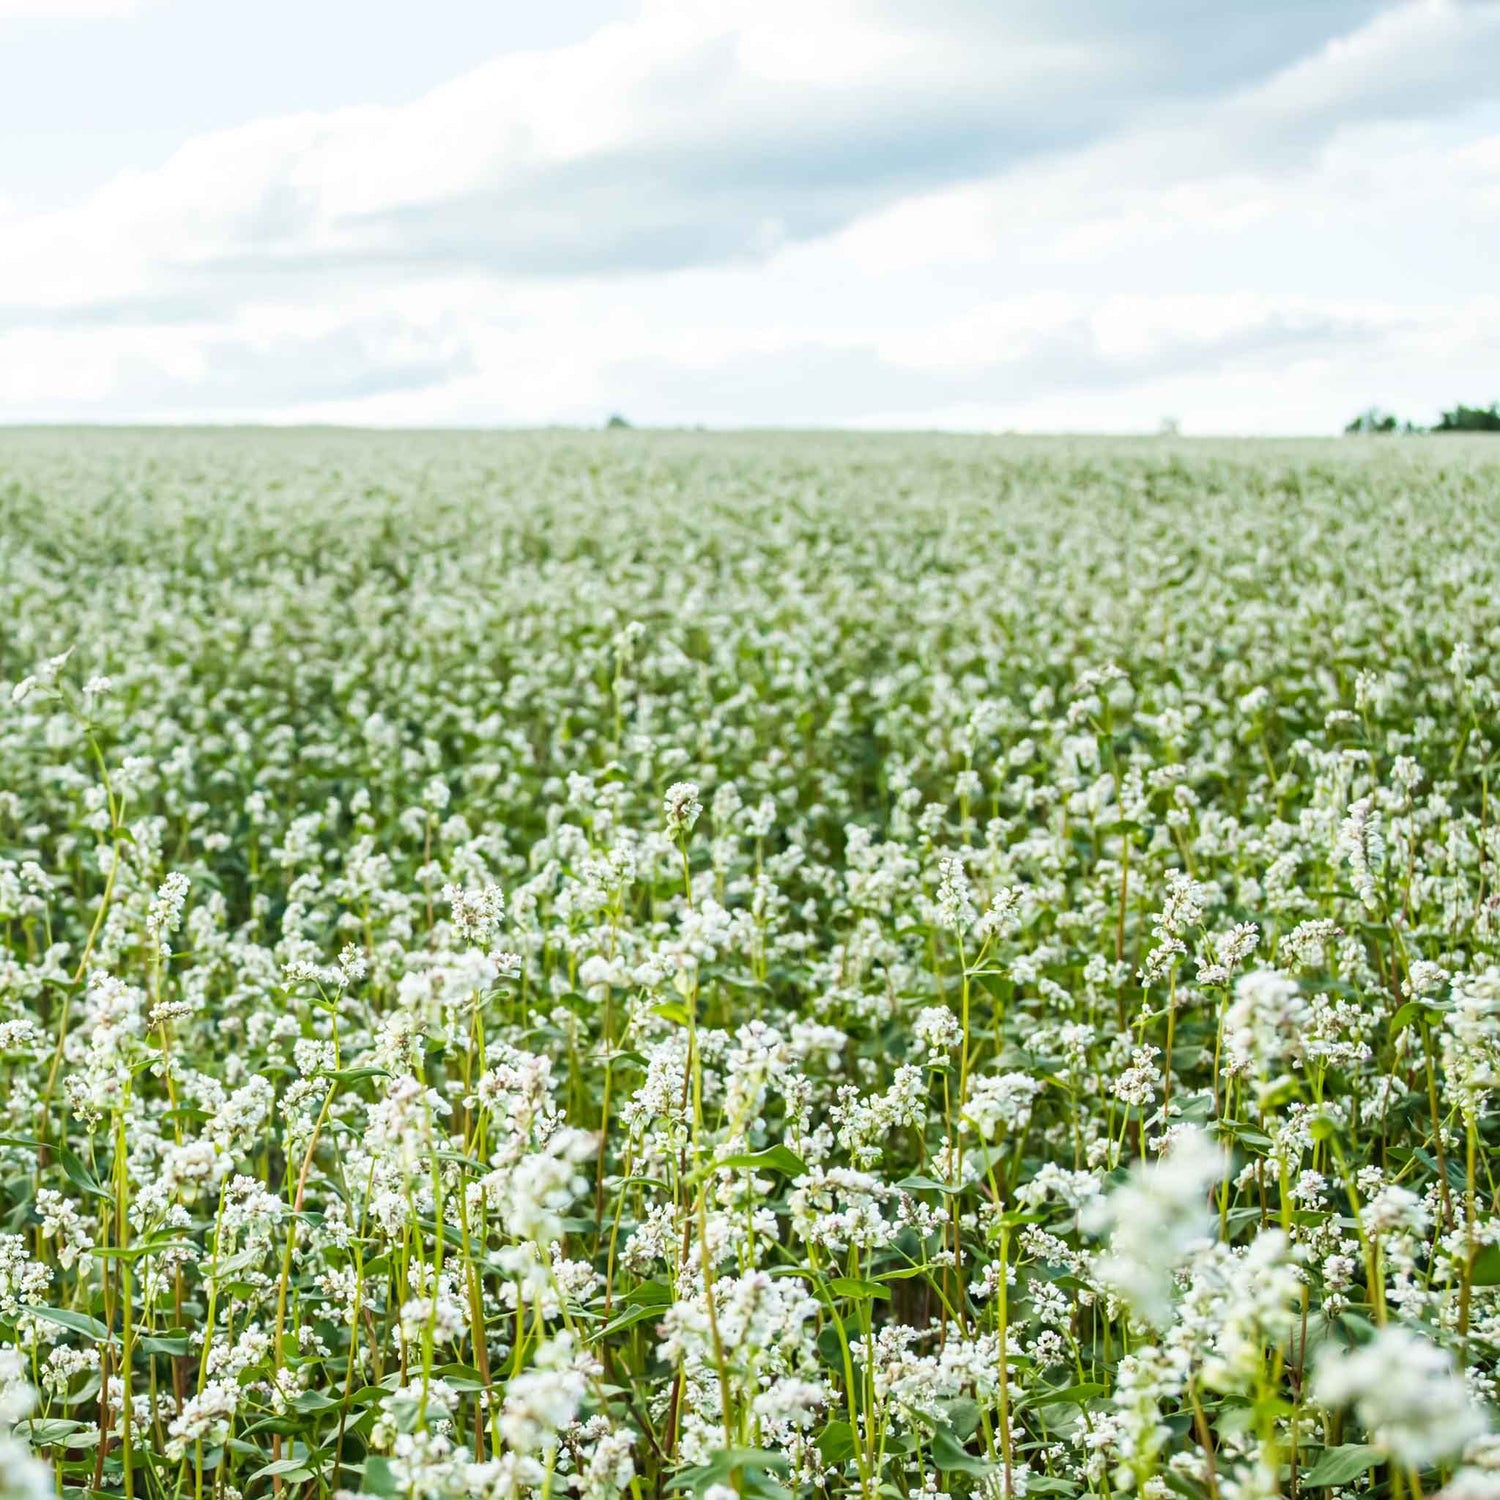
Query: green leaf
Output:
[[249, 1457, 317, 1482], [290, 1389, 341, 1412], [1470, 1244, 1500, 1286], [668, 1447, 791, 1498], [360, 1455, 398, 1498], [19, 1417, 90, 1447], [815, 1325, 845, 1372], [140, 1330, 192, 1356], [1215, 1119, 1274, 1150], [876, 1263, 937, 1283], [30, 1306, 111, 1343], [816, 1421, 855, 1464], [938, 1397, 981, 1441], [824, 1277, 890, 1301], [597, 1301, 671, 1340], [56, 1147, 111, 1202], [895, 1174, 959, 1194], [1025, 1381, 1107, 1408], [1389, 1000, 1444, 1036], [0, 1136, 109, 1201], [207, 1247, 266, 1280], [1302, 1445, 1384, 1487], [715, 1145, 807, 1177], [1407, 1146, 1469, 1193], [93, 1238, 192, 1262], [623, 1279, 673, 1307], [930, 1427, 993, 1476]]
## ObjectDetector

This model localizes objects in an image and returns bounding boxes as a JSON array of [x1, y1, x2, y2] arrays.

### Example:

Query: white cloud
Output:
[[0, 0, 1495, 429]]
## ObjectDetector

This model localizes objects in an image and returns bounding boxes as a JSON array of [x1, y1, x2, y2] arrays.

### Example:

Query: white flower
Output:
[[499, 1334, 592, 1454], [443, 882, 505, 945], [1224, 969, 1308, 1088], [1314, 1327, 1486, 1468], [963, 1070, 1043, 1138], [146, 871, 190, 954], [912, 1004, 962, 1058], [935, 855, 976, 933], [1338, 797, 1385, 910], [1086, 1128, 1225, 1326], [663, 781, 702, 837]]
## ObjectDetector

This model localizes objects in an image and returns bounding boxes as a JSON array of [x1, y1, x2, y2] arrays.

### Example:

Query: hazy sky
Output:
[[1, 0, 1496, 431]]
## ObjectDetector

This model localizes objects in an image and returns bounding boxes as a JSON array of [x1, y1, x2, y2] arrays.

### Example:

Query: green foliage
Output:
[[1435, 402, 1500, 432], [0, 431, 1494, 1500], [1344, 407, 1399, 433]]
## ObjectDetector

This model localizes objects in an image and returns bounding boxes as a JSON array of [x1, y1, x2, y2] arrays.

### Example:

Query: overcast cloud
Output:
[[0, 0, 1495, 431]]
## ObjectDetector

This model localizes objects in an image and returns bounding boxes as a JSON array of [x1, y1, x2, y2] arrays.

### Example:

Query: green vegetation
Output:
[[1345, 401, 1500, 434], [0, 430, 1497, 1500]]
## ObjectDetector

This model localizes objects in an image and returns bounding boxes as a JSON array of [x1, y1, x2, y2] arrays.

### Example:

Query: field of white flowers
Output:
[[1, 428, 1499, 1500]]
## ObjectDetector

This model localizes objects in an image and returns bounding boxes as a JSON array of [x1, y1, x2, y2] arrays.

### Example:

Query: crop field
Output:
[[1, 427, 1500, 1500]]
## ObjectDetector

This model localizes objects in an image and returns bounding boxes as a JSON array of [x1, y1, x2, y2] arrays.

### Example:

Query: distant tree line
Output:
[[1346, 402, 1500, 434]]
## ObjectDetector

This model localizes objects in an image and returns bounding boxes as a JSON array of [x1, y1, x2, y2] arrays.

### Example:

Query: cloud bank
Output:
[[0, 0, 1496, 430]]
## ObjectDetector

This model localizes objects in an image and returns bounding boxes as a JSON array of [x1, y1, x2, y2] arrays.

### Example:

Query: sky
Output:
[[0, 0, 1496, 433]]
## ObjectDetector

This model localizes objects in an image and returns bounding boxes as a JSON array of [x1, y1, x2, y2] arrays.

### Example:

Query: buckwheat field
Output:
[[4, 428, 1500, 1500]]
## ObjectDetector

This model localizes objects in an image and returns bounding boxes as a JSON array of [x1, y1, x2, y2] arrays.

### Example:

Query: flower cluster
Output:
[[0, 431, 1495, 1500]]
